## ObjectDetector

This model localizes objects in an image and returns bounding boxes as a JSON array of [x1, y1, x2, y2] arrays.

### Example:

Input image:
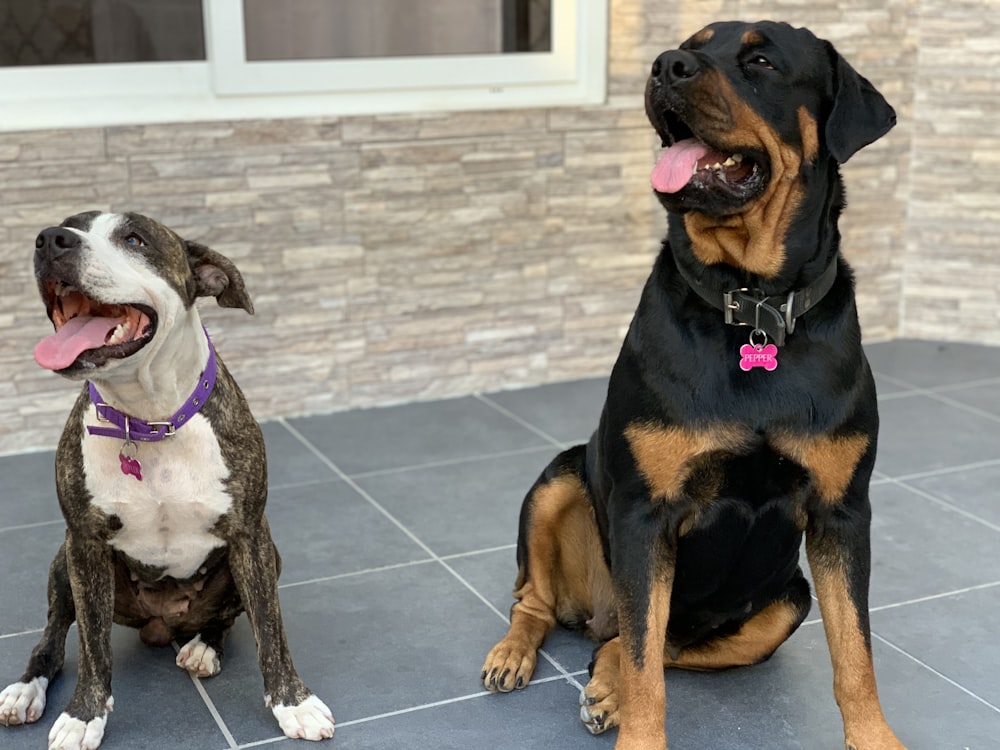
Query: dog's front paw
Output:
[[0, 677, 48, 725], [579, 677, 620, 735], [271, 694, 335, 741], [481, 635, 538, 692], [47, 698, 113, 750], [176, 634, 221, 678]]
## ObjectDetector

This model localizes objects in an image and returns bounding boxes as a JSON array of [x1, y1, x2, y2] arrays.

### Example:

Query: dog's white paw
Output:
[[271, 694, 335, 741], [0, 677, 48, 725], [176, 634, 221, 678], [47, 697, 112, 750]]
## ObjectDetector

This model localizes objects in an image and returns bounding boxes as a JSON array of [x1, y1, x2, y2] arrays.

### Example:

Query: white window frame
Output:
[[0, 0, 607, 132]]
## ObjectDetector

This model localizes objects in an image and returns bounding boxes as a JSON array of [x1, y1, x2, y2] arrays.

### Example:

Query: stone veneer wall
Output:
[[0, 0, 992, 454]]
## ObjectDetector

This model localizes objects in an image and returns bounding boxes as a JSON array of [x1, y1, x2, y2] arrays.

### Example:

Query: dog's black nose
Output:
[[35, 227, 81, 260], [651, 51, 702, 86]]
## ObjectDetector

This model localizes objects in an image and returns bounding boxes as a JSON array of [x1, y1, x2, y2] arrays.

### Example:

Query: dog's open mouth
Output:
[[650, 112, 767, 203], [34, 281, 156, 372]]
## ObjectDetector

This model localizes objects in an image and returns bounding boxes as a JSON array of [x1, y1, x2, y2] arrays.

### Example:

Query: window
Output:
[[1, 0, 205, 65], [0, 0, 606, 131]]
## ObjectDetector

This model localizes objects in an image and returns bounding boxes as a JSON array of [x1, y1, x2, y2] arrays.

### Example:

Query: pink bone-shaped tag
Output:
[[739, 343, 779, 372], [119, 453, 143, 481]]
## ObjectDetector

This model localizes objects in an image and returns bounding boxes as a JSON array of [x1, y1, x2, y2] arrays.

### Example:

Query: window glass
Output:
[[242, 0, 551, 62], [0, 0, 205, 66]]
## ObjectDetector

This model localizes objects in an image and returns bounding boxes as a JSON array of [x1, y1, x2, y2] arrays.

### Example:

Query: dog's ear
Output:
[[185, 241, 254, 314], [823, 41, 896, 164]]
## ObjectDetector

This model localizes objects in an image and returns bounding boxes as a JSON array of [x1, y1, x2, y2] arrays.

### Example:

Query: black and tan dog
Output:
[[0, 212, 334, 749], [481, 21, 903, 750]]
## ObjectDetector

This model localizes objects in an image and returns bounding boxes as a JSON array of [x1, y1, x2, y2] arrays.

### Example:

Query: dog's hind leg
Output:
[[664, 569, 812, 671], [482, 445, 603, 693], [0, 542, 75, 726]]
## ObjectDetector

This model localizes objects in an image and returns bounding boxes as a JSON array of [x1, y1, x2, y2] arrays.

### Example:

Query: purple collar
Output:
[[87, 330, 218, 442]]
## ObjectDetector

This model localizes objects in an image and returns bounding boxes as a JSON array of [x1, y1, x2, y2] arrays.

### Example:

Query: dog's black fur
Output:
[[482, 21, 903, 750]]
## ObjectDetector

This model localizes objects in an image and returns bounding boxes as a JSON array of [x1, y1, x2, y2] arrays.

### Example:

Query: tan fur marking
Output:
[[810, 565, 904, 748], [772, 433, 870, 504], [690, 28, 715, 45], [681, 71, 809, 278], [624, 423, 751, 502], [665, 598, 802, 670], [741, 30, 764, 46], [798, 105, 820, 164]]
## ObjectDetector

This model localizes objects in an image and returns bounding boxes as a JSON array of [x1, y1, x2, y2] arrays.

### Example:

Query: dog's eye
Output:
[[748, 54, 775, 70], [124, 233, 146, 247]]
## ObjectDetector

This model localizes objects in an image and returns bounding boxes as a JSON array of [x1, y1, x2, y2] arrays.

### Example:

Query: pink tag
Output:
[[119, 453, 143, 481], [739, 343, 778, 372]]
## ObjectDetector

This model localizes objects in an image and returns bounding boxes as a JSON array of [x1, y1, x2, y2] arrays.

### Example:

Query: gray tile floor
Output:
[[2, 338, 999, 749]]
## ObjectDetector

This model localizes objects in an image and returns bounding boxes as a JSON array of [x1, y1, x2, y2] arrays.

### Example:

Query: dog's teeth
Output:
[[107, 321, 132, 346]]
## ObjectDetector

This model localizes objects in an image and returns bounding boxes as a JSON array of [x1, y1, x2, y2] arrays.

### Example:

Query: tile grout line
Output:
[[230, 671, 592, 749], [886, 476, 1000, 535], [868, 580, 1000, 615], [171, 641, 239, 750], [277, 558, 437, 590], [792, 579, 1000, 629], [873, 370, 1000, 427], [472, 393, 570, 450], [346, 443, 556, 480], [0, 518, 64, 535], [870, 631, 1000, 715], [276, 418, 586, 691], [0, 627, 44, 641], [877, 456, 1000, 484]]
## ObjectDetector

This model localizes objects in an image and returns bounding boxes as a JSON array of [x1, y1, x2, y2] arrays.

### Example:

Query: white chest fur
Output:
[[81, 411, 232, 580]]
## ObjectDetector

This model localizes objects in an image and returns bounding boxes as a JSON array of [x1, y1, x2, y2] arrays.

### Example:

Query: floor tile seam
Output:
[[888, 477, 1000, 534], [277, 418, 444, 561], [334, 671, 588, 729], [280, 417, 586, 690], [796, 580, 1000, 629], [873, 371, 1000, 424], [277, 416, 579, 688], [922, 389, 1000, 426], [229, 671, 592, 749], [276, 545, 519, 590], [868, 580, 1000, 616], [434, 554, 586, 691], [472, 392, 569, 449], [880, 456, 1000, 484], [875, 389, 923, 402], [268, 475, 342, 493], [171, 641, 239, 749], [439, 543, 516, 561], [277, 557, 438, 590], [870, 631, 1000, 716], [930, 375, 1000, 394], [0, 626, 44, 641], [0, 518, 63, 535], [346, 443, 557, 480]]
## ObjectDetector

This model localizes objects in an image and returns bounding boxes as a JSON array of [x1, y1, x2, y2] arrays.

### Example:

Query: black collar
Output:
[[677, 257, 839, 346]]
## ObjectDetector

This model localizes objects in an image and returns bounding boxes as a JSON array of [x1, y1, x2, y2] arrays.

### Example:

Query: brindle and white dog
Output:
[[0, 211, 335, 749]]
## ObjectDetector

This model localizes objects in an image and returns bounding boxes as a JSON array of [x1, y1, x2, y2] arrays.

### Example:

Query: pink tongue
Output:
[[34, 315, 123, 371], [650, 138, 710, 193]]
